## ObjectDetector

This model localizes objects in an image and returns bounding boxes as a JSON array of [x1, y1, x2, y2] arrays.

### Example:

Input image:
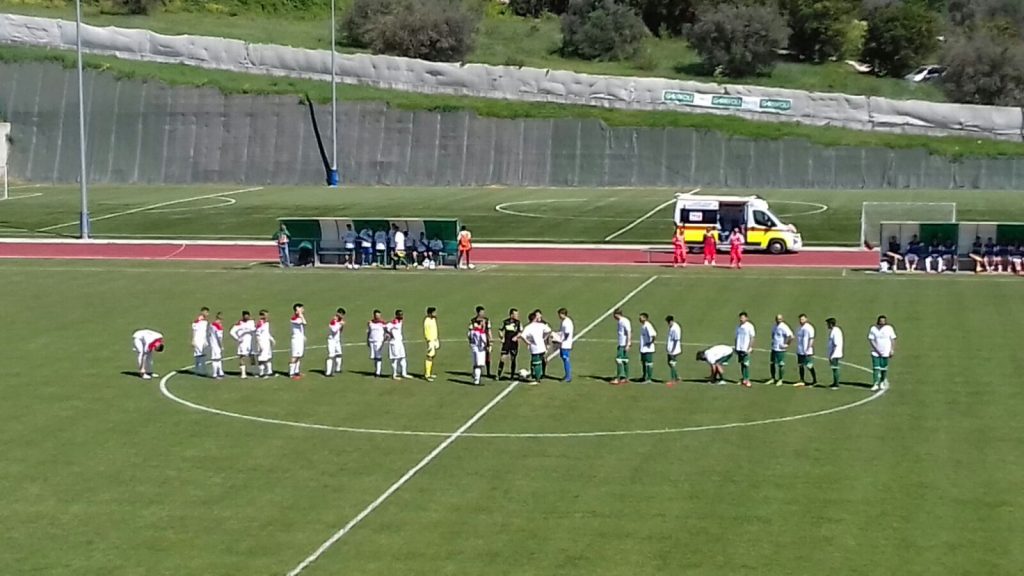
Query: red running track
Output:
[[0, 241, 877, 268]]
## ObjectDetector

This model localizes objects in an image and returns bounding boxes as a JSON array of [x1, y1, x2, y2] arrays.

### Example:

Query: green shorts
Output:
[[797, 354, 814, 368], [531, 353, 544, 367], [872, 356, 890, 369], [736, 350, 750, 367], [667, 354, 679, 365], [716, 353, 732, 366], [770, 350, 786, 365], [829, 358, 840, 368], [640, 352, 654, 364], [616, 346, 629, 363]]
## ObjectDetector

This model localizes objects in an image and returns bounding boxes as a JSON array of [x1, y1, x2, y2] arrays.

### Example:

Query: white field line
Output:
[[38, 186, 264, 232], [282, 275, 659, 576], [9, 184, 45, 190], [494, 198, 586, 218], [146, 196, 237, 213], [0, 192, 44, 201], [603, 189, 696, 242]]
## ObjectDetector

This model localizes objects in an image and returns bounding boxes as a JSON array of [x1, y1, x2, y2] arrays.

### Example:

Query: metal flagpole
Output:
[[75, 0, 90, 238], [328, 0, 339, 187]]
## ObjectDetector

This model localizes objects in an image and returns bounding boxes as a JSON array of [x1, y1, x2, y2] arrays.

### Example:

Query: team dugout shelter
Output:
[[279, 218, 462, 266]]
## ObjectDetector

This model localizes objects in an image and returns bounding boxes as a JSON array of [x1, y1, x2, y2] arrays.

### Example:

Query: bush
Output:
[[781, 0, 856, 62], [340, 0, 405, 49], [627, 0, 701, 37], [508, 0, 547, 18], [860, 0, 938, 77], [341, 0, 479, 62], [106, 0, 161, 15], [940, 34, 1024, 106], [560, 0, 649, 61], [684, 2, 789, 77], [948, 0, 1024, 40]]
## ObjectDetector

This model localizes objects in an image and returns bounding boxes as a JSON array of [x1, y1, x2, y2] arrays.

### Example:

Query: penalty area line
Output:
[[603, 188, 696, 242], [283, 274, 659, 576]]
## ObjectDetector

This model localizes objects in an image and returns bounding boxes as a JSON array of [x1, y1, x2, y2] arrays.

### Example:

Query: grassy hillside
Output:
[[3, 45, 1022, 160], [0, 0, 947, 101]]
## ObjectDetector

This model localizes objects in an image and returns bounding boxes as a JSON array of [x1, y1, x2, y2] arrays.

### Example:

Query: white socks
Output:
[[473, 366, 481, 384], [240, 363, 247, 378], [326, 357, 343, 376], [194, 355, 206, 375], [288, 360, 302, 376], [211, 360, 224, 378], [374, 359, 382, 376]]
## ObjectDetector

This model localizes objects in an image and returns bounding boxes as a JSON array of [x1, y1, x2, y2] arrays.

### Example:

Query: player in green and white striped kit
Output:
[[665, 315, 682, 386], [612, 308, 632, 385], [638, 313, 657, 383]]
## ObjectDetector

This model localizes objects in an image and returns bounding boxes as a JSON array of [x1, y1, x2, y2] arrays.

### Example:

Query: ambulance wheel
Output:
[[767, 239, 786, 254]]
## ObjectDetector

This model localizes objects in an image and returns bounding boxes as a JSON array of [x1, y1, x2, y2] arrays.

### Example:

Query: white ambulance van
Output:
[[673, 192, 803, 254]]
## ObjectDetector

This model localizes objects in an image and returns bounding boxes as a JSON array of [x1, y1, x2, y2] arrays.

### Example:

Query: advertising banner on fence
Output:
[[662, 90, 793, 114]]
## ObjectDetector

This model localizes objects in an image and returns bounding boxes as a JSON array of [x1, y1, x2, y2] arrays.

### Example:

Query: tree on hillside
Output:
[[341, 0, 479, 62], [560, 0, 649, 61], [940, 33, 1024, 106], [781, 0, 857, 62], [684, 2, 789, 77], [627, 0, 702, 37], [948, 0, 1024, 40], [860, 0, 938, 77]]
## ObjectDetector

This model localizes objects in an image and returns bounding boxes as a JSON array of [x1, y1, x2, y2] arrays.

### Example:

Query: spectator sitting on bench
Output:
[[904, 235, 922, 271], [925, 238, 945, 273], [941, 239, 958, 273], [968, 236, 984, 273], [415, 233, 429, 267], [883, 236, 903, 272], [429, 236, 445, 265], [994, 240, 1008, 273], [404, 229, 416, 267], [1010, 242, 1024, 275], [983, 237, 997, 272]]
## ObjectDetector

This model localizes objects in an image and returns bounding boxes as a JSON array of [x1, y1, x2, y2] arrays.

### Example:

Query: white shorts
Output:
[[327, 339, 343, 357], [291, 337, 305, 358], [237, 342, 253, 357], [209, 344, 223, 361], [472, 350, 486, 367], [132, 337, 145, 354], [257, 346, 273, 363], [193, 343, 207, 357], [369, 341, 384, 360], [389, 342, 406, 359]]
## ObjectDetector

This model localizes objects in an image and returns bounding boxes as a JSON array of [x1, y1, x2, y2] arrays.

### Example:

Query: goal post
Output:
[[861, 202, 957, 248]]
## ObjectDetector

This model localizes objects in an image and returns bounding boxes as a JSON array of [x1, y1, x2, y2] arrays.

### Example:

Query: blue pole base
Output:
[[327, 169, 340, 187]]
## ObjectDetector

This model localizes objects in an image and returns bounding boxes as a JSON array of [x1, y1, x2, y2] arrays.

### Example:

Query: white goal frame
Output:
[[860, 202, 957, 247]]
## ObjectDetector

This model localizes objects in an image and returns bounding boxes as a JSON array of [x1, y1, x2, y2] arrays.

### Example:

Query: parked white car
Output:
[[904, 65, 946, 83]]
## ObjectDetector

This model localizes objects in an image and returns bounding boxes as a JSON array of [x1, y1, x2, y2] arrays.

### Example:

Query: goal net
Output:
[[861, 202, 957, 247]]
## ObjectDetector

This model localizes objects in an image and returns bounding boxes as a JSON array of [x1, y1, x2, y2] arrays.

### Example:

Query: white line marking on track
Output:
[[38, 187, 264, 231], [281, 275, 659, 575], [160, 244, 188, 259], [603, 189, 696, 242]]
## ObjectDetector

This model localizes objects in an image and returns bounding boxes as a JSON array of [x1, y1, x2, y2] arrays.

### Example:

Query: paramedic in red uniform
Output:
[[729, 227, 744, 269], [672, 227, 686, 268], [702, 226, 717, 266]]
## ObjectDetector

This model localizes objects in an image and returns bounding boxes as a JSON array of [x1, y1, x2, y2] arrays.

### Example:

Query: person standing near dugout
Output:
[[457, 225, 474, 269]]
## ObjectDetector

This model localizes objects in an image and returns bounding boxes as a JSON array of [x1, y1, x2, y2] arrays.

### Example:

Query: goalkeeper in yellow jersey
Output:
[[423, 307, 440, 381]]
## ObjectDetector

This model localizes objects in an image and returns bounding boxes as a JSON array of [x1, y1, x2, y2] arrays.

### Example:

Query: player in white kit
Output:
[[386, 309, 410, 379], [367, 309, 387, 377], [131, 329, 165, 379], [255, 309, 275, 378], [229, 310, 256, 379], [795, 313, 817, 387], [191, 307, 210, 376], [326, 308, 346, 376], [289, 303, 307, 380], [207, 312, 226, 379], [468, 318, 489, 385], [665, 315, 682, 386]]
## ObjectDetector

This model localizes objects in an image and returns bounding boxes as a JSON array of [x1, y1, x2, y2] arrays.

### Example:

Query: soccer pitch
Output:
[[3, 185, 1024, 245], [2, 259, 1022, 575]]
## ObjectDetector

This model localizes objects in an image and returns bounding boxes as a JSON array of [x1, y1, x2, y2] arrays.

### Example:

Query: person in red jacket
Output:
[[729, 227, 745, 269], [702, 227, 717, 266], [672, 227, 686, 268]]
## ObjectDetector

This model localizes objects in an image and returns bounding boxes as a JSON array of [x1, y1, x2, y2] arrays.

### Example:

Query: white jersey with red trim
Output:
[[386, 319, 406, 359], [208, 321, 224, 359], [327, 317, 345, 357], [191, 316, 209, 351], [255, 320, 274, 362], [229, 319, 256, 356]]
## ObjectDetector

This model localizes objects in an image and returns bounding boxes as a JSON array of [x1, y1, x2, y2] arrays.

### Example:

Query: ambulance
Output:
[[673, 192, 803, 254]]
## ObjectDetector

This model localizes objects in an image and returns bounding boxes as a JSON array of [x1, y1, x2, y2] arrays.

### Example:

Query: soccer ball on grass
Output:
[[517, 368, 531, 380]]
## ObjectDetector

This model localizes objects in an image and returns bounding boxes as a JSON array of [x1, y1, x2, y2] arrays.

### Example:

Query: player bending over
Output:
[[191, 307, 210, 376], [665, 316, 682, 387], [496, 309, 522, 380], [367, 309, 387, 377], [132, 329, 165, 379], [695, 344, 732, 384], [255, 309, 275, 378], [208, 312, 226, 379], [229, 311, 256, 378], [326, 308, 346, 376], [423, 307, 439, 381], [386, 309, 411, 379]]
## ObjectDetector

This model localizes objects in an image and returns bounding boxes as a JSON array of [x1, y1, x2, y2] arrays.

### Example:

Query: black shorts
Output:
[[501, 344, 519, 358]]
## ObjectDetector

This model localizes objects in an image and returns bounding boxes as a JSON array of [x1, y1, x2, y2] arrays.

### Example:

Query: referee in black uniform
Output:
[[497, 308, 522, 380]]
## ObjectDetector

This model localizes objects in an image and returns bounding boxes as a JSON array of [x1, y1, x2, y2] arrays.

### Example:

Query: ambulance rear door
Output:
[[678, 200, 720, 245]]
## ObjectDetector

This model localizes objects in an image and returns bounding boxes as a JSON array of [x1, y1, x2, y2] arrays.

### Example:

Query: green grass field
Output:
[[1, 259, 1023, 575], [3, 184, 1024, 245]]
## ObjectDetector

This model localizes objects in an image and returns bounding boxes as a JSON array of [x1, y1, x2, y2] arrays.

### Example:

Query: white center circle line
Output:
[[158, 340, 885, 439]]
